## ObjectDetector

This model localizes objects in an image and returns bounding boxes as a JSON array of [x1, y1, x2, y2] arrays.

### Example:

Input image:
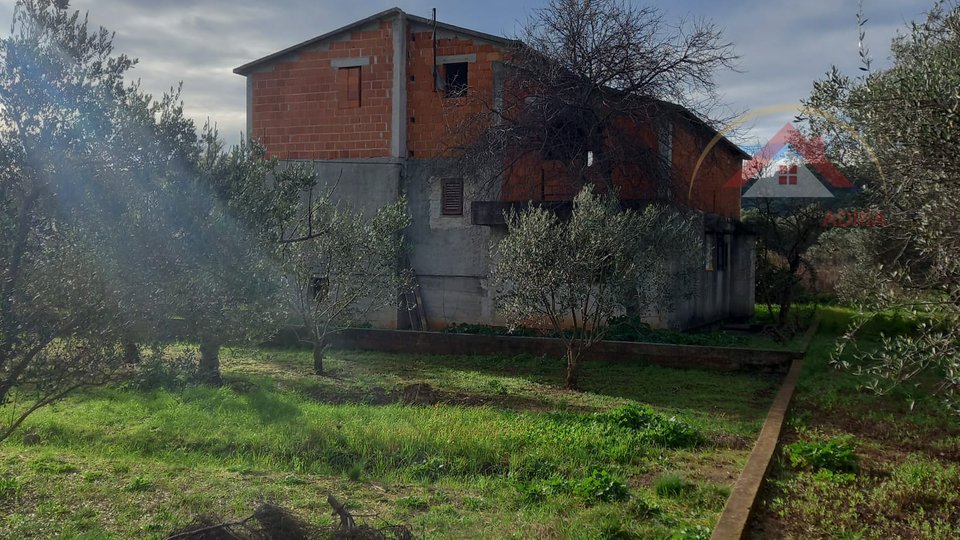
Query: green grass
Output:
[[0, 347, 778, 539], [752, 306, 960, 539]]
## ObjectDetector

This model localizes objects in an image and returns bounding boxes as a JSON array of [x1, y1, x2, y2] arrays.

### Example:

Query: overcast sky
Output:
[[0, 0, 935, 149]]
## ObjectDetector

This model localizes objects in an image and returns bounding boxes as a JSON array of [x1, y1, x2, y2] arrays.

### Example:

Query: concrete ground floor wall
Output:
[[282, 157, 755, 331]]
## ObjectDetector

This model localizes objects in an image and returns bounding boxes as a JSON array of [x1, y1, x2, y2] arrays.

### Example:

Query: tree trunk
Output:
[[198, 339, 223, 386], [778, 294, 793, 328], [122, 340, 141, 364], [565, 345, 582, 390], [778, 258, 801, 328], [313, 338, 326, 376]]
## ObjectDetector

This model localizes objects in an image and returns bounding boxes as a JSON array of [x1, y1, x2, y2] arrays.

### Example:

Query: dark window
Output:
[[339, 66, 361, 108], [715, 234, 729, 271], [443, 62, 468, 98], [441, 178, 464, 216]]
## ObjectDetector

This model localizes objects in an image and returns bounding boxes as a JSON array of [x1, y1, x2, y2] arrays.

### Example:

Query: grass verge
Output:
[[750, 306, 960, 539]]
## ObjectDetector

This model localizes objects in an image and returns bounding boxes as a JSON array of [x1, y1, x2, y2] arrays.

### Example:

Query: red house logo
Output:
[[727, 123, 854, 198]]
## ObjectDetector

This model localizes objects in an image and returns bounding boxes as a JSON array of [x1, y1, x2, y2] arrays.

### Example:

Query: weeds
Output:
[[600, 404, 705, 448], [573, 468, 630, 503], [783, 435, 858, 473]]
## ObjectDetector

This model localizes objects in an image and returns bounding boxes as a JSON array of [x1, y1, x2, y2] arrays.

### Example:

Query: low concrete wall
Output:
[[325, 328, 800, 373]]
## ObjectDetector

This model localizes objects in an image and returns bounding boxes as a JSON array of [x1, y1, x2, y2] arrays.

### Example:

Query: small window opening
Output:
[[443, 62, 468, 98]]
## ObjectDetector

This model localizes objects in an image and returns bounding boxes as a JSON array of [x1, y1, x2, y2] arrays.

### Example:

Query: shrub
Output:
[[627, 496, 661, 518], [783, 436, 858, 473], [573, 468, 630, 503], [606, 316, 749, 347], [442, 323, 538, 337], [603, 404, 660, 430]]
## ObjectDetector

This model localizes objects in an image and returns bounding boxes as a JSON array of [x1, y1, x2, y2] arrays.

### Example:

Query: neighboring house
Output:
[[234, 7, 755, 330]]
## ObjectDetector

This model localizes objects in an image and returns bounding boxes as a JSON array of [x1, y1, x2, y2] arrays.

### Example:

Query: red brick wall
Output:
[[249, 21, 394, 160], [245, 15, 742, 217], [672, 122, 742, 219], [406, 32, 503, 159], [499, 115, 743, 220]]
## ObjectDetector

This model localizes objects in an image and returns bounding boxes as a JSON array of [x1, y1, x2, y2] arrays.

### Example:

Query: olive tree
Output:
[[188, 131, 316, 385], [282, 196, 411, 375], [0, 0, 187, 438], [804, 1, 960, 414], [491, 186, 701, 389], [0, 0, 312, 444]]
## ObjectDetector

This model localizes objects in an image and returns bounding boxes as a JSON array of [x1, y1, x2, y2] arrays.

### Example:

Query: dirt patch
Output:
[[803, 403, 960, 463], [305, 385, 396, 406], [398, 383, 486, 406], [711, 433, 752, 451]]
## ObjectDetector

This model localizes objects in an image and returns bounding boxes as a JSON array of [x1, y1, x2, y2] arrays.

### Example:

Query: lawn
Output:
[[750, 307, 960, 538], [0, 348, 780, 539]]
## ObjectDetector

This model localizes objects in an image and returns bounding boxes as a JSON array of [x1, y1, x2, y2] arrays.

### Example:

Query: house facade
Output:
[[234, 7, 755, 330]]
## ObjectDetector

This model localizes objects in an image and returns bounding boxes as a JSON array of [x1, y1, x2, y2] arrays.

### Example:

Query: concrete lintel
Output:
[[436, 53, 476, 65], [331, 57, 370, 68]]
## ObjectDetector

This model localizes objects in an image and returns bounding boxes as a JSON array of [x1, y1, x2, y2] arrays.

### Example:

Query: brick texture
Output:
[[405, 32, 503, 159], [247, 14, 743, 218], [249, 21, 394, 160]]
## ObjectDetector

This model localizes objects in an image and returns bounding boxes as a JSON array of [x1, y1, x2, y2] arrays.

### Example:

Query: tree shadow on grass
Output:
[[313, 350, 782, 422], [242, 389, 303, 424]]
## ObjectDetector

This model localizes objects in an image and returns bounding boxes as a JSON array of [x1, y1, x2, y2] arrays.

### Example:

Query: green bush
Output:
[[127, 353, 199, 392], [783, 436, 858, 473], [573, 468, 630, 503], [603, 404, 661, 430], [444, 318, 752, 347]]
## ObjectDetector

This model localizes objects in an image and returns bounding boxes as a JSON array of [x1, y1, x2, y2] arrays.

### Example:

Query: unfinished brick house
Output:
[[234, 7, 755, 330]]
